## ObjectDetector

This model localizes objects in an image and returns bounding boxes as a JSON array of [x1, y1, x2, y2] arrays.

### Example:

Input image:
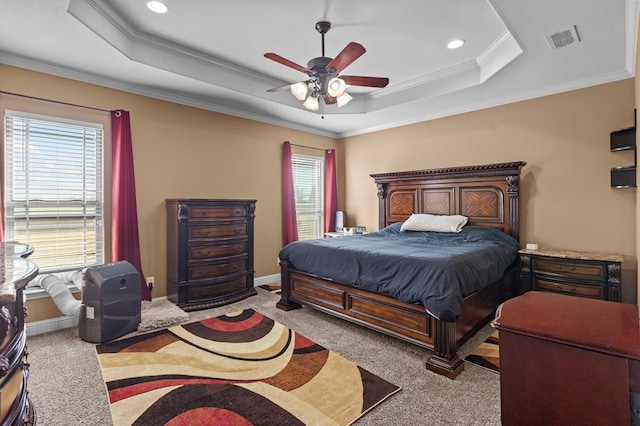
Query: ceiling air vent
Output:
[[545, 25, 581, 50]]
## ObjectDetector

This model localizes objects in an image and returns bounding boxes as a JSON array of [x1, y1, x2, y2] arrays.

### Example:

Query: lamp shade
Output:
[[327, 77, 347, 97], [290, 82, 308, 101], [336, 92, 353, 108], [303, 96, 320, 110]]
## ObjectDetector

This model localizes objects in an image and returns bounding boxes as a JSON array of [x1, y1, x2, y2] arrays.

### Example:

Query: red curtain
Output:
[[111, 110, 151, 301], [324, 149, 338, 234], [281, 141, 298, 246]]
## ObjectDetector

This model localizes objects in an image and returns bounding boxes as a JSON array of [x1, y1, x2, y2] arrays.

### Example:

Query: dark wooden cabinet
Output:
[[493, 291, 640, 425], [519, 248, 623, 302], [0, 242, 38, 425], [166, 199, 257, 311]]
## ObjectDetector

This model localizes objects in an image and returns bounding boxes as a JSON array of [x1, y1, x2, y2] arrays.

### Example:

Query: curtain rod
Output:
[[289, 143, 328, 152], [0, 90, 111, 113]]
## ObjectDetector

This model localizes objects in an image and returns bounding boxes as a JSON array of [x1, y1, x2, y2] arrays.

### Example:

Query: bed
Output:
[[277, 161, 526, 378]]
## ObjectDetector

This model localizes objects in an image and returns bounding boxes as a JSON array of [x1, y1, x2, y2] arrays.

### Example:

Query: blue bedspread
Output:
[[278, 223, 519, 322]]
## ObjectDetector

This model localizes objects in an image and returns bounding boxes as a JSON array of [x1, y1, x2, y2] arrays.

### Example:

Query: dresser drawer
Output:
[[0, 307, 17, 354], [187, 276, 249, 302], [0, 362, 24, 423], [188, 205, 247, 220], [188, 223, 246, 240], [188, 258, 247, 280], [189, 242, 247, 261], [534, 258, 605, 281], [533, 277, 604, 299]]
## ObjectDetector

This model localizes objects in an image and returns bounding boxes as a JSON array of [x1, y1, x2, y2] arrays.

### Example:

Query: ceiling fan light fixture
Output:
[[146, 1, 169, 14], [336, 92, 353, 108], [327, 77, 347, 97], [290, 82, 308, 101], [303, 96, 320, 111]]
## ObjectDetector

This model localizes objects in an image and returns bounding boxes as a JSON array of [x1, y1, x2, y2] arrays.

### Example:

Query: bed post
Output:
[[425, 320, 464, 379], [506, 173, 520, 242], [276, 260, 301, 311], [376, 183, 386, 231]]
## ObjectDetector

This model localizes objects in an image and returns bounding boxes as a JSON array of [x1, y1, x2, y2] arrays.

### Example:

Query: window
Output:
[[4, 111, 104, 273], [291, 153, 324, 240]]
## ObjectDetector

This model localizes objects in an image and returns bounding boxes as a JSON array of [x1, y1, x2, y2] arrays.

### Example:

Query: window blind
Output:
[[291, 154, 324, 240], [4, 111, 104, 273]]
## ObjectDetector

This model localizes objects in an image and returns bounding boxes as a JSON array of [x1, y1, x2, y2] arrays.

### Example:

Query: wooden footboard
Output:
[[277, 260, 519, 379]]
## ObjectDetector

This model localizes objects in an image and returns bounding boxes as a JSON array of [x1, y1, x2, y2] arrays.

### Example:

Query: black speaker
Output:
[[78, 261, 141, 343]]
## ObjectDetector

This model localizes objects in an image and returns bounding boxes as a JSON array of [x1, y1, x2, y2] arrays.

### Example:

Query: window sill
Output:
[[25, 284, 81, 301]]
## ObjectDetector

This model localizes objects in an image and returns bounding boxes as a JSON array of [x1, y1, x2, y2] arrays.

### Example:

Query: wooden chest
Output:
[[493, 292, 640, 425], [166, 199, 257, 311]]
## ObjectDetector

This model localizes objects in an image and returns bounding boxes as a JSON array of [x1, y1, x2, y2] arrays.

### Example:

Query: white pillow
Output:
[[400, 213, 468, 233]]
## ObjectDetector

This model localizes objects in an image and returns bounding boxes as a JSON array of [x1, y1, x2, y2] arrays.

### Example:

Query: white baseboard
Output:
[[26, 316, 78, 337], [254, 273, 280, 287], [26, 274, 281, 336]]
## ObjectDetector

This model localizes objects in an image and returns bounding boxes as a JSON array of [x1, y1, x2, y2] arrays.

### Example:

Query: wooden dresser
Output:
[[0, 242, 38, 425], [518, 248, 623, 301], [166, 199, 257, 311]]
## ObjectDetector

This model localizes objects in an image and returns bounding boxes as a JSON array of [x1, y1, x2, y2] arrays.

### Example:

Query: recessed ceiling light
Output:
[[146, 1, 168, 14], [447, 39, 466, 49]]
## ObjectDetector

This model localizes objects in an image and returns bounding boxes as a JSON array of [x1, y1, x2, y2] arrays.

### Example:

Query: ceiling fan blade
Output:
[[323, 95, 337, 104], [264, 53, 311, 74], [267, 83, 293, 93], [326, 42, 366, 73], [341, 75, 389, 88]]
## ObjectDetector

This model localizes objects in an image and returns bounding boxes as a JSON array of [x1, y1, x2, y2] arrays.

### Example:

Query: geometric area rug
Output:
[[464, 330, 500, 373], [95, 309, 401, 425]]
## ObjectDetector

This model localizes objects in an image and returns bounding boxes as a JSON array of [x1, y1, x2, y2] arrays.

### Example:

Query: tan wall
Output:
[[2, 64, 637, 321], [0, 64, 338, 321], [342, 80, 637, 303]]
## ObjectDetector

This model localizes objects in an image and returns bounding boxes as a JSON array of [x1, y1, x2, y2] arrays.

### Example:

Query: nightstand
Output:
[[324, 231, 347, 238], [324, 230, 367, 237], [518, 248, 623, 302]]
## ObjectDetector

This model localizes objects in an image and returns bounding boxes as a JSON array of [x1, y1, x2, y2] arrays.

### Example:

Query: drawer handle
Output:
[[557, 265, 576, 273]]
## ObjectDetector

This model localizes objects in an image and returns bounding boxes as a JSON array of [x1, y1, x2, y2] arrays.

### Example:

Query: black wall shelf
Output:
[[610, 111, 636, 188]]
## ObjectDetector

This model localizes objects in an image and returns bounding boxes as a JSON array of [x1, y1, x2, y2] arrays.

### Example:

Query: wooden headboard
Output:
[[370, 161, 526, 242]]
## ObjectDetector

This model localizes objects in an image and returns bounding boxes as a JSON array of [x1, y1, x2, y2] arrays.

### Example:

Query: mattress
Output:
[[278, 223, 520, 321]]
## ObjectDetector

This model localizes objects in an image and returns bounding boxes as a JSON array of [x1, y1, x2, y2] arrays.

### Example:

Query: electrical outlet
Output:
[[147, 276, 154, 287]]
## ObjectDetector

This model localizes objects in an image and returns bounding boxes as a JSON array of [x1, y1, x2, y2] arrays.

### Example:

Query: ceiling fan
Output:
[[264, 21, 389, 111]]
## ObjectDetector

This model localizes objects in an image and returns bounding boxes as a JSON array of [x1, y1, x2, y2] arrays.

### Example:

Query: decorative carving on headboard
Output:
[[370, 161, 527, 182], [371, 161, 526, 240], [506, 174, 519, 195]]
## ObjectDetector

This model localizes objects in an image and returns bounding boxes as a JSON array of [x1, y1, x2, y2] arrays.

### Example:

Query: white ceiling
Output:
[[1, 0, 638, 138]]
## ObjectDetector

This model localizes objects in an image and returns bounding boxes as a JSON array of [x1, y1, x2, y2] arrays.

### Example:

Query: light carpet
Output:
[[96, 308, 401, 425], [138, 298, 189, 332]]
